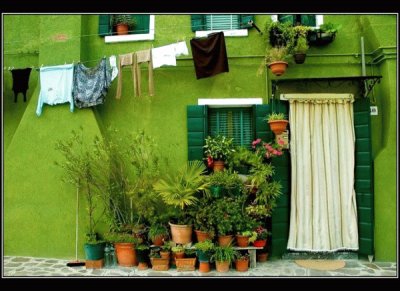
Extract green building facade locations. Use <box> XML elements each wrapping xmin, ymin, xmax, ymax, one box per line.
<box><xmin>3</xmin><ymin>14</ymin><xmax>397</xmax><ymax>261</ymax></box>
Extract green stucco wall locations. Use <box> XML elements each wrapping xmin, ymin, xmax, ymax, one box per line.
<box><xmin>3</xmin><ymin>14</ymin><xmax>397</xmax><ymax>261</ymax></box>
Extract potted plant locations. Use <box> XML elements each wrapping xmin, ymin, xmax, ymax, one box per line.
<box><xmin>264</xmin><ymin>46</ymin><xmax>290</xmax><ymax>76</ymax></box>
<box><xmin>265</xmin><ymin>112</ymin><xmax>289</xmax><ymax>135</ymax></box>
<box><xmin>308</xmin><ymin>22</ymin><xmax>341</xmax><ymax>46</ymax></box>
<box><xmin>135</xmin><ymin>244</ymin><xmax>150</xmax><ymax>270</ymax></box>
<box><xmin>112</xmin><ymin>14</ymin><xmax>136</xmax><ymax>35</ymax></box>
<box><xmin>251</xmin><ymin>138</ymin><xmax>284</xmax><ymax>161</ymax></box>
<box><xmin>147</xmin><ymin>222</ymin><xmax>169</xmax><ymax>246</ymax></box>
<box><xmin>153</xmin><ymin>160</ymin><xmax>210</xmax><ymax>244</ymax></box>
<box><xmin>253</xmin><ymin>226</ymin><xmax>270</xmax><ymax>248</ymax></box>
<box><xmin>236</xmin><ymin>230</ymin><xmax>257</xmax><ymax>248</ymax></box>
<box><xmin>204</xmin><ymin>135</ymin><xmax>235</xmax><ymax>171</ymax></box>
<box><xmin>159</xmin><ymin>240</ymin><xmax>172</xmax><ymax>260</ymax></box>
<box><xmin>267</xmin><ymin>21</ymin><xmax>294</xmax><ymax>48</ymax></box>
<box><xmin>193</xmin><ymin>199</ymin><xmax>216</xmax><ymax>242</ymax></box>
<box><xmin>195</xmin><ymin>239</ymin><xmax>215</xmax><ymax>273</ymax></box>
<box><xmin>194</xmin><ymin>239</ymin><xmax>215</xmax><ymax>262</ymax></box>
<box><xmin>235</xmin><ymin>252</ymin><xmax>250</xmax><ymax>272</ymax></box>
<box><xmin>211</xmin><ymin>197</ymin><xmax>243</xmax><ymax>246</ymax></box>
<box><xmin>55</xmin><ymin>129</ymin><xmax>105</xmax><ymax>263</ymax></box>
<box><xmin>149</xmin><ymin>249</ymin><xmax>170</xmax><ymax>271</ymax></box>
<box><xmin>210</xmin><ymin>245</ymin><xmax>238</xmax><ymax>273</ymax></box>
<box><xmin>228</xmin><ymin>146</ymin><xmax>260</xmax><ymax>175</ymax></box>
<box><xmin>107</xmin><ymin>232</ymin><xmax>139</xmax><ymax>267</ymax></box>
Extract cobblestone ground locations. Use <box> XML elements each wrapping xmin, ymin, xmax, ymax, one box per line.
<box><xmin>2</xmin><ymin>256</ymin><xmax>397</xmax><ymax>277</ymax></box>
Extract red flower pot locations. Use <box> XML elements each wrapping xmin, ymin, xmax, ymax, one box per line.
<box><xmin>253</xmin><ymin>240</ymin><xmax>267</xmax><ymax>248</ymax></box>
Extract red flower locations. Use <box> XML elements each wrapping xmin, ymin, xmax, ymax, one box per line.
<box><xmin>207</xmin><ymin>156</ymin><xmax>214</xmax><ymax>168</ymax></box>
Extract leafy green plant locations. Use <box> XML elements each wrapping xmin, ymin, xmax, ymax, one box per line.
<box><xmin>194</xmin><ymin>239</ymin><xmax>215</xmax><ymax>252</ymax></box>
<box><xmin>204</xmin><ymin>135</ymin><xmax>235</xmax><ymax>161</ymax></box>
<box><xmin>112</xmin><ymin>15</ymin><xmax>136</xmax><ymax>28</ymax></box>
<box><xmin>55</xmin><ymin>127</ymin><xmax>104</xmax><ymax>244</ymax></box>
<box><xmin>160</xmin><ymin>240</ymin><xmax>172</xmax><ymax>252</ymax></box>
<box><xmin>105</xmin><ymin>232</ymin><xmax>139</xmax><ymax>244</ymax></box>
<box><xmin>171</xmin><ymin>245</ymin><xmax>185</xmax><ymax>253</ymax></box>
<box><xmin>147</xmin><ymin>223</ymin><xmax>169</xmax><ymax>242</ymax></box>
<box><xmin>264</xmin><ymin>46</ymin><xmax>289</xmax><ymax>64</ymax></box>
<box><xmin>319</xmin><ymin>22</ymin><xmax>341</xmax><ymax>34</ymax></box>
<box><xmin>265</xmin><ymin>112</ymin><xmax>287</xmax><ymax>122</ymax></box>
<box><xmin>211</xmin><ymin>246</ymin><xmax>238</xmax><ymax>263</ymax></box>
<box><xmin>293</xmin><ymin>35</ymin><xmax>309</xmax><ymax>54</ymax></box>
<box><xmin>193</xmin><ymin>199</ymin><xmax>216</xmax><ymax>235</ymax></box>
<box><xmin>240</xmin><ymin>231</ymin><xmax>258</xmax><ymax>243</ymax></box>
<box><xmin>136</xmin><ymin>244</ymin><xmax>150</xmax><ymax>251</ymax></box>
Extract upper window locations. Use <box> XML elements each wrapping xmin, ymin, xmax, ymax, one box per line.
<box><xmin>191</xmin><ymin>14</ymin><xmax>254</xmax><ymax>37</ymax></box>
<box><xmin>98</xmin><ymin>14</ymin><xmax>155</xmax><ymax>43</ymax></box>
<box><xmin>271</xmin><ymin>14</ymin><xmax>323</xmax><ymax>28</ymax></box>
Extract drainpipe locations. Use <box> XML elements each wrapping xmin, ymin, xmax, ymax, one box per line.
<box><xmin>360</xmin><ymin>37</ymin><xmax>368</xmax><ymax>97</ymax></box>
<box><xmin>361</xmin><ymin>37</ymin><xmax>366</xmax><ymax>76</ymax></box>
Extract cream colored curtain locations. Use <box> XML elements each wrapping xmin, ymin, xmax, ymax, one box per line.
<box><xmin>282</xmin><ymin>93</ymin><xmax>359</xmax><ymax>251</ymax></box>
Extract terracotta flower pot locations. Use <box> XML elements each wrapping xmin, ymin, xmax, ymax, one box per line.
<box><xmin>236</xmin><ymin>235</ymin><xmax>250</xmax><ymax>247</ymax></box>
<box><xmin>195</xmin><ymin>230</ymin><xmax>211</xmax><ymax>242</ymax></box>
<box><xmin>114</xmin><ymin>243</ymin><xmax>137</xmax><ymax>267</ymax></box>
<box><xmin>268</xmin><ymin>120</ymin><xmax>289</xmax><ymax>135</ymax></box>
<box><xmin>215</xmin><ymin>260</ymin><xmax>230</xmax><ymax>273</ymax></box>
<box><xmin>268</xmin><ymin>61</ymin><xmax>288</xmax><ymax>76</ymax></box>
<box><xmin>199</xmin><ymin>261</ymin><xmax>211</xmax><ymax>273</ymax></box>
<box><xmin>235</xmin><ymin>258</ymin><xmax>249</xmax><ymax>272</ymax></box>
<box><xmin>115</xmin><ymin>24</ymin><xmax>129</xmax><ymax>35</ymax></box>
<box><xmin>257</xmin><ymin>252</ymin><xmax>268</xmax><ymax>262</ymax></box>
<box><xmin>218</xmin><ymin>235</ymin><xmax>234</xmax><ymax>247</ymax></box>
<box><xmin>213</xmin><ymin>160</ymin><xmax>225</xmax><ymax>172</ymax></box>
<box><xmin>169</xmin><ymin>222</ymin><xmax>192</xmax><ymax>244</ymax></box>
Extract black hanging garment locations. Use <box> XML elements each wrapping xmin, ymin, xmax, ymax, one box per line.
<box><xmin>190</xmin><ymin>32</ymin><xmax>229</xmax><ymax>79</ymax></box>
<box><xmin>72</xmin><ymin>58</ymin><xmax>112</xmax><ymax>108</ymax></box>
<box><xmin>11</xmin><ymin>68</ymin><xmax>32</xmax><ymax>102</ymax></box>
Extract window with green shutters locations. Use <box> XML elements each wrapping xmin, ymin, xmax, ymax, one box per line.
<box><xmin>277</xmin><ymin>14</ymin><xmax>317</xmax><ymax>27</ymax></box>
<box><xmin>191</xmin><ymin>14</ymin><xmax>254</xmax><ymax>32</ymax></box>
<box><xmin>208</xmin><ymin>107</ymin><xmax>254</xmax><ymax>149</ymax></box>
<box><xmin>98</xmin><ymin>14</ymin><xmax>150</xmax><ymax>36</ymax></box>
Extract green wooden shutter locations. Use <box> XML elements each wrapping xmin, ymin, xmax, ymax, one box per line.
<box><xmin>191</xmin><ymin>15</ymin><xmax>206</xmax><ymax>32</ymax></box>
<box><xmin>239</xmin><ymin>15</ymin><xmax>254</xmax><ymax>28</ymax></box>
<box><xmin>300</xmin><ymin>15</ymin><xmax>316</xmax><ymax>27</ymax></box>
<box><xmin>278</xmin><ymin>14</ymin><xmax>295</xmax><ymax>25</ymax></box>
<box><xmin>131</xmin><ymin>14</ymin><xmax>150</xmax><ymax>34</ymax></box>
<box><xmin>353</xmin><ymin>98</ymin><xmax>374</xmax><ymax>257</ymax></box>
<box><xmin>209</xmin><ymin>108</ymin><xmax>253</xmax><ymax>149</ymax></box>
<box><xmin>187</xmin><ymin>105</ymin><xmax>208</xmax><ymax>161</ymax></box>
<box><xmin>98</xmin><ymin>15</ymin><xmax>112</xmax><ymax>37</ymax></box>
<box><xmin>269</xmin><ymin>101</ymin><xmax>291</xmax><ymax>258</ymax></box>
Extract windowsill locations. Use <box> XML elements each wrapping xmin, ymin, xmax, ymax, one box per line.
<box><xmin>105</xmin><ymin>33</ymin><xmax>154</xmax><ymax>43</ymax></box>
<box><xmin>198</xmin><ymin>98</ymin><xmax>263</xmax><ymax>108</ymax></box>
<box><xmin>195</xmin><ymin>29</ymin><xmax>248</xmax><ymax>38</ymax></box>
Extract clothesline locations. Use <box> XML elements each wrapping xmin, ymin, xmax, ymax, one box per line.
<box><xmin>3</xmin><ymin>22</ymin><xmax>255</xmax><ymax>45</ymax></box>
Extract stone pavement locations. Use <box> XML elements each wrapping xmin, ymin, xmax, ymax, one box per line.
<box><xmin>3</xmin><ymin>256</ymin><xmax>397</xmax><ymax>277</ymax></box>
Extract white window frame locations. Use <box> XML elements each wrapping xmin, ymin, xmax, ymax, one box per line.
<box><xmin>195</xmin><ymin>15</ymin><xmax>249</xmax><ymax>38</ymax></box>
<box><xmin>271</xmin><ymin>14</ymin><xmax>323</xmax><ymax>29</ymax></box>
<box><xmin>105</xmin><ymin>15</ymin><xmax>155</xmax><ymax>43</ymax></box>
<box><xmin>198</xmin><ymin>98</ymin><xmax>263</xmax><ymax>108</ymax></box>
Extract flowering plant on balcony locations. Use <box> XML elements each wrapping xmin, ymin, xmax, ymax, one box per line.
<box><xmin>251</xmin><ymin>138</ymin><xmax>284</xmax><ymax>159</ymax></box>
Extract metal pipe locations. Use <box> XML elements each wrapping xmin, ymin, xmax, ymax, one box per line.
<box><xmin>361</xmin><ymin>37</ymin><xmax>366</xmax><ymax>76</ymax></box>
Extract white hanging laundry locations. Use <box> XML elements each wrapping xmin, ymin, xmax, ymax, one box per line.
<box><xmin>36</xmin><ymin>64</ymin><xmax>74</xmax><ymax>116</ymax></box>
<box><xmin>109</xmin><ymin>55</ymin><xmax>118</xmax><ymax>81</ymax></box>
<box><xmin>174</xmin><ymin>41</ymin><xmax>189</xmax><ymax>57</ymax></box>
<box><xmin>152</xmin><ymin>44</ymin><xmax>177</xmax><ymax>69</ymax></box>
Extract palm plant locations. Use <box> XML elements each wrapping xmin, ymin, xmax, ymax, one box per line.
<box><xmin>153</xmin><ymin>160</ymin><xmax>210</xmax><ymax>224</ymax></box>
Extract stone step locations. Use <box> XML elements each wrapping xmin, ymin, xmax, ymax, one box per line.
<box><xmin>282</xmin><ymin>251</ymin><xmax>358</xmax><ymax>260</ymax></box>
